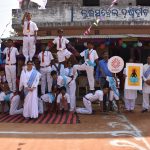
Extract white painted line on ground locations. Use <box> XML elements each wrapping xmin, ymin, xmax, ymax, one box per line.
<box><xmin>120</xmin><ymin>115</ymin><xmax>150</xmax><ymax>150</ymax></box>
<box><xmin>0</xmin><ymin>130</ymin><xmax>141</xmax><ymax>135</ymax></box>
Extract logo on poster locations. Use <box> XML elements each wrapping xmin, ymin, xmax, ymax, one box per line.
<box><xmin>108</xmin><ymin>56</ymin><xmax>124</xmax><ymax>73</ymax></box>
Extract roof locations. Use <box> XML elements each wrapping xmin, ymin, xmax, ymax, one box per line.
<box><xmin>2</xmin><ymin>34</ymin><xmax>150</xmax><ymax>40</ymax></box>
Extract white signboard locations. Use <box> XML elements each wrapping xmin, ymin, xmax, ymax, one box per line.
<box><xmin>75</xmin><ymin>6</ymin><xmax>150</xmax><ymax>22</ymax></box>
<box><xmin>108</xmin><ymin>56</ymin><xmax>124</xmax><ymax>73</ymax></box>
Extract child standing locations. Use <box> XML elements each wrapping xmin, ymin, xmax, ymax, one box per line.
<box><xmin>123</xmin><ymin>67</ymin><xmax>137</xmax><ymax>112</ymax></box>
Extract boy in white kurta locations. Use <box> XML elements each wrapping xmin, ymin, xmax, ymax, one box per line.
<box><xmin>41</xmin><ymin>85</ymin><xmax>57</xmax><ymax>113</ymax></box>
<box><xmin>21</xmin><ymin>61</ymin><xmax>41</xmax><ymax>119</ymax></box>
<box><xmin>3</xmin><ymin>39</ymin><xmax>19</xmax><ymax>92</ymax></box>
<box><xmin>73</xmin><ymin>42</ymin><xmax>98</xmax><ymax>91</ymax></box>
<box><xmin>57</xmin><ymin>86</ymin><xmax>70</xmax><ymax>112</ymax></box>
<box><xmin>123</xmin><ymin>68</ymin><xmax>137</xmax><ymax>112</ymax></box>
<box><xmin>76</xmin><ymin>87</ymin><xmax>109</xmax><ymax>114</ymax></box>
<box><xmin>51</xmin><ymin>70</ymin><xmax>76</xmax><ymax>111</ymax></box>
<box><xmin>142</xmin><ymin>56</ymin><xmax>150</xmax><ymax>112</ymax></box>
<box><xmin>9</xmin><ymin>92</ymin><xmax>23</xmax><ymax>115</ymax></box>
<box><xmin>22</xmin><ymin>12</ymin><xmax>38</xmax><ymax>63</ymax></box>
<box><xmin>38</xmin><ymin>44</ymin><xmax>54</xmax><ymax>94</ymax></box>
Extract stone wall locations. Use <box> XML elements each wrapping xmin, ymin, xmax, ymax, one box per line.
<box><xmin>12</xmin><ymin>5</ymin><xmax>150</xmax><ymax>30</ymax></box>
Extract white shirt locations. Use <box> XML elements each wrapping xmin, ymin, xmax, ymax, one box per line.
<box><xmin>64</xmin><ymin>67</ymin><xmax>73</xmax><ymax>76</ymax></box>
<box><xmin>57</xmin><ymin>93</ymin><xmax>70</xmax><ymax>103</ymax></box>
<box><xmin>38</xmin><ymin>51</ymin><xmax>54</xmax><ymax>66</ymax></box>
<box><xmin>53</xmin><ymin>36</ymin><xmax>69</xmax><ymax>51</ymax></box>
<box><xmin>64</xmin><ymin>67</ymin><xmax>78</xmax><ymax>79</ymax></box>
<box><xmin>52</xmin><ymin>63</ymin><xmax>59</xmax><ymax>71</ymax></box>
<box><xmin>3</xmin><ymin>47</ymin><xmax>19</xmax><ymax>64</ymax></box>
<box><xmin>143</xmin><ymin>64</ymin><xmax>150</xmax><ymax>93</ymax></box>
<box><xmin>23</xmin><ymin>20</ymin><xmax>38</xmax><ymax>35</ymax></box>
<box><xmin>57</xmin><ymin>75</ymin><xmax>72</xmax><ymax>87</ymax></box>
<box><xmin>80</xmin><ymin>49</ymin><xmax>98</xmax><ymax>64</ymax></box>
<box><xmin>84</xmin><ymin>90</ymin><xmax>103</xmax><ymax>102</ymax></box>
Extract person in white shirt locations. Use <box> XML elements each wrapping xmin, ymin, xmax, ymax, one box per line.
<box><xmin>73</xmin><ymin>42</ymin><xmax>99</xmax><ymax>91</ymax></box>
<box><xmin>51</xmin><ymin>70</ymin><xmax>76</xmax><ymax>111</ymax></box>
<box><xmin>3</xmin><ymin>39</ymin><xmax>19</xmax><ymax>92</ymax></box>
<box><xmin>9</xmin><ymin>92</ymin><xmax>23</xmax><ymax>115</ymax></box>
<box><xmin>57</xmin><ymin>86</ymin><xmax>70</xmax><ymax>112</ymax></box>
<box><xmin>20</xmin><ymin>61</ymin><xmax>41</xmax><ymax>119</ymax></box>
<box><xmin>38</xmin><ymin>44</ymin><xmax>54</xmax><ymax>94</ymax></box>
<box><xmin>0</xmin><ymin>68</ymin><xmax>6</xmax><ymax>84</ymax></box>
<box><xmin>64</xmin><ymin>61</ymin><xmax>78</xmax><ymax>79</ymax></box>
<box><xmin>123</xmin><ymin>59</ymin><xmax>137</xmax><ymax>112</ymax></box>
<box><xmin>22</xmin><ymin>12</ymin><xmax>38</xmax><ymax>63</ymax></box>
<box><xmin>0</xmin><ymin>82</ymin><xmax>12</xmax><ymax>113</ymax></box>
<box><xmin>52</xmin><ymin>28</ymin><xmax>79</xmax><ymax>64</ymax></box>
<box><xmin>106</xmin><ymin>75</ymin><xmax>120</xmax><ymax>112</ymax></box>
<box><xmin>41</xmin><ymin>85</ymin><xmax>57</xmax><ymax>113</ymax></box>
<box><xmin>76</xmin><ymin>86</ymin><xmax>109</xmax><ymax>115</ymax></box>
<box><xmin>142</xmin><ymin>56</ymin><xmax>150</xmax><ymax>113</ymax></box>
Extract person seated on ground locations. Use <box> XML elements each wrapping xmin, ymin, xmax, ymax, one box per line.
<box><xmin>76</xmin><ymin>84</ymin><xmax>109</xmax><ymax>115</ymax></box>
<box><xmin>51</xmin><ymin>70</ymin><xmax>76</xmax><ymax>112</ymax></box>
<box><xmin>106</xmin><ymin>75</ymin><xmax>120</xmax><ymax>113</ymax></box>
<box><xmin>40</xmin><ymin>85</ymin><xmax>58</xmax><ymax>113</ymax></box>
<box><xmin>9</xmin><ymin>91</ymin><xmax>23</xmax><ymax>115</ymax></box>
<box><xmin>0</xmin><ymin>68</ymin><xmax>6</xmax><ymax>84</ymax></box>
<box><xmin>0</xmin><ymin>82</ymin><xmax>13</xmax><ymax>113</ymax></box>
<box><xmin>56</xmin><ymin>86</ymin><xmax>70</xmax><ymax>113</ymax></box>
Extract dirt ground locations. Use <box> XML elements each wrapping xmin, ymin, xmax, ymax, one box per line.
<box><xmin>0</xmin><ymin>104</ymin><xmax>150</xmax><ymax>150</ymax></box>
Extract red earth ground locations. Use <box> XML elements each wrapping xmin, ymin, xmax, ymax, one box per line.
<box><xmin>0</xmin><ymin>105</ymin><xmax>150</xmax><ymax>150</ymax></box>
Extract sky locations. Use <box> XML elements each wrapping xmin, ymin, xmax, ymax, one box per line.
<box><xmin>0</xmin><ymin>0</ymin><xmax>19</xmax><ymax>39</ymax></box>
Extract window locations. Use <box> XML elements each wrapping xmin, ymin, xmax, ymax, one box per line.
<box><xmin>83</xmin><ymin>0</ymin><xmax>99</xmax><ymax>6</ymax></box>
<box><xmin>136</xmin><ymin>0</ymin><xmax>150</xmax><ymax>6</ymax></box>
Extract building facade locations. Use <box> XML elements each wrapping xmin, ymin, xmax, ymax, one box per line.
<box><xmin>11</xmin><ymin>0</ymin><xmax>150</xmax><ymax>64</ymax></box>
<box><xmin>12</xmin><ymin>0</ymin><xmax>150</xmax><ymax>37</ymax></box>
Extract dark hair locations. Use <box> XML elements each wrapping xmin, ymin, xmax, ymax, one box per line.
<box><xmin>27</xmin><ymin>60</ymin><xmax>33</xmax><ymax>65</ymax></box>
<box><xmin>51</xmin><ymin>70</ymin><xmax>57</xmax><ymax>76</ymax></box>
<box><xmin>57</xmin><ymin>28</ymin><xmax>63</xmax><ymax>33</ymax></box>
<box><xmin>87</xmin><ymin>41</ymin><xmax>94</xmax><ymax>45</ymax></box>
<box><xmin>102</xmin><ymin>51</ymin><xmax>108</xmax><ymax>55</ymax></box>
<box><xmin>51</xmin><ymin>85</ymin><xmax>57</xmax><ymax>91</ymax></box>
<box><xmin>0</xmin><ymin>67</ymin><xmax>4</xmax><ymax>72</ymax></box>
<box><xmin>7</xmin><ymin>39</ymin><xmax>13</xmax><ymax>43</ymax></box>
<box><xmin>103</xmin><ymin>81</ymin><xmax>109</xmax><ymax>89</ymax></box>
<box><xmin>60</xmin><ymin>86</ymin><xmax>66</xmax><ymax>92</ymax></box>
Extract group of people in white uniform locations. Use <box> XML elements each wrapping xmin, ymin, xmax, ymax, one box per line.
<box><xmin>0</xmin><ymin>12</ymin><xmax>150</xmax><ymax>120</ymax></box>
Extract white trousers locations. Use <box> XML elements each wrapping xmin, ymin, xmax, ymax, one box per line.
<box><xmin>57</xmin><ymin>49</ymin><xmax>72</xmax><ymax>63</ymax></box>
<box><xmin>23</xmin><ymin>36</ymin><xmax>35</xmax><ymax>63</ymax></box>
<box><xmin>40</xmin><ymin>67</ymin><xmax>52</xmax><ymax>94</ymax></box>
<box><xmin>5</xmin><ymin>65</ymin><xmax>16</xmax><ymax>92</ymax></box>
<box><xmin>76</xmin><ymin>98</ymin><xmax>92</xmax><ymax>114</ymax></box>
<box><xmin>109</xmin><ymin>90</ymin><xmax>119</xmax><ymax>101</ymax></box>
<box><xmin>9</xmin><ymin>95</ymin><xmax>23</xmax><ymax>115</ymax></box>
<box><xmin>38</xmin><ymin>98</ymin><xmax>44</xmax><ymax>114</ymax></box>
<box><xmin>73</xmin><ymin>64</ymin><xmax>94</xmax><ymax>90</ymax></box>
<box><xmin>142</xmin><ymin>93</ymin><xmax>150</xmax><ymax>110</ymax></box>
<box><xmin>67</xmin><ymin>80</ymin><xmax>76</xmax><ymax>111</ymax></box>
<box><xmin>125</xmin><ymin>99</ymin><xmax>135</xmax><ymax>111</ymax></box>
